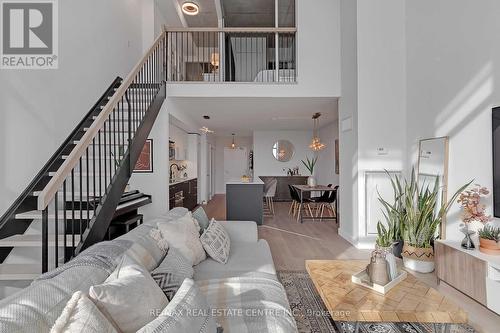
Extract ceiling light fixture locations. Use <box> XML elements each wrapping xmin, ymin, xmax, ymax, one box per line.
<box><xmin>230</xmin><ymin>134</ymin><xmax>236</xmax><ymax>149</ymax></box>
<box><xmin>182</xmin><ymin>2</ymin><xmax>199</xmax><ymax>16</ymax></box>
<box><xmin>309</xmin><ymin>112</ymin><xmax>326</xmax><ymax>151</ymax></box>
<box><xmin>200</xmin><ymin>126</ymin><xmax>214</xmax><ymax>134</ymax></box>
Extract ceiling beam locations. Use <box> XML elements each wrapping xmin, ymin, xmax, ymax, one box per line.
<box><xmin>214</xmin><ymin>0</ymin><xmax>223</xmax><ymax>28</ymax></box>
<box><xmin>172</xmin><ymin>0</ymin><xmax>188</xmax><ymax>28</ymax></box>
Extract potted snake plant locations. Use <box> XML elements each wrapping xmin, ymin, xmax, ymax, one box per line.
<box><xmin>400</xmin><ymin>171</ymin><xmax>470</xmax><ymax>273</ymax></box>
<box><xmin>376</xmin><ymin>172</ymin><xmax>405</xmax><ymax>258</ymax></box>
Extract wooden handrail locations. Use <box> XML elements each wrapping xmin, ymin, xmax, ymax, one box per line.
<box><xmin>164</xmin><ymin>27</ymin><xmax>297</xmax><ymax>33</ymax></box>
<box><xmin>37</xmin><ymin>32</ymin><xmax>166</xmax><ymax>210</ymax></box>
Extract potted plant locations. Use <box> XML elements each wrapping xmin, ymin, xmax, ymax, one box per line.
<box><xmin>457</xmin><ymin>185</ymin><xmax>492</xmax><ymax>249</ymax></box>
<box><xmin>399</xmin><ymin>171</ymin><xmax>470</xmax><ymax>273</ymax></box>
<box><xmin>301</xmin><ymin>156</ymin><xmax>318</xmax><ymax>186</ymax></box>
<box><xmin>377</xmin><ymin>172</ymin><xmax>405</xmax><ymax>257</ymax></box>
<box><xmin>478</xmin><ymin>225</ymin><xmax>500</xmax><ymax>255</ymax></box>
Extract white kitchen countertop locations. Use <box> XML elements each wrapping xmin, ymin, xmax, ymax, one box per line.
<box><xmin>169</xmin><ymin>177</ymin><xmax>197</xmax><ymax>186</ymax></box>
<box><xmin>225</xmin><ymin>178</ymin><xmax>265</xmax><ymax>185</ymax></box>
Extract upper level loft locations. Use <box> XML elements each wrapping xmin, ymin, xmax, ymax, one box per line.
<box><xmin>166</xmin><ymin>27</ymin><xmax>296</xmax><ymax>83</ymax></box>
<box><xmin>161</xmin><ymin>0</ymin><xmax>340</xmax><ymax>97</ymax></box>
<box><xmin>165</xmin><ymin>0</ymin><xmax>296</xmax><ymax>83</ymax></box>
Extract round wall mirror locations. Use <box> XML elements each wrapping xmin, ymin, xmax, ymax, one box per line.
<box><xmin>272</xmin><ymin>140</ymin><xmax>295</xmax><ymax>162</ymax></box>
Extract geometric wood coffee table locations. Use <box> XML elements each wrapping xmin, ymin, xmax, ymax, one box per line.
<box><xmin>306</xmin><ymin>260</ymin><xmax>468</xmax><ymax>331</ymax></box>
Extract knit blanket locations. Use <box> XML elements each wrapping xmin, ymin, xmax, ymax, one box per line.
<box><xmin>196</xmin><ymin>276</ymin><xmax>298</xmax><ymax>333</ymax></box>
<box><xmin>33</xmin><ymin>239</ymin><xmax>133</xmax><ymax>282</ymax></box>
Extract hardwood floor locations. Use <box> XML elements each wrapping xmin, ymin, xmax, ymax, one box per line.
<box><xmin>203</xmin><ymin>194</ymin><xmax>500</xmax><ymax>333</ymax></box>
<box><xmin>204</xmin><ymin>195</ymin><xmax>370</xmax><ymax>270</ymax></box>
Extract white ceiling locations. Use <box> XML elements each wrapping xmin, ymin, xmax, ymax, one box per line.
<box><xmin>169</xmin><ymin>97</ymin><xmax>339</xmax><ymax>136</ymax></box>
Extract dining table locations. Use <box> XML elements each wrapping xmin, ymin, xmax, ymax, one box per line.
<box><xmin>292</xmin><ymin>184</ymin><xmax>337</xmax><ymax>223</ymax></box>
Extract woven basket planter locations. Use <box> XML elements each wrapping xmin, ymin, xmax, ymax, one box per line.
<box><xmin>401</xmin><ymin>244</ymin><xmax>435</xmax><ymax>273</ymax></box>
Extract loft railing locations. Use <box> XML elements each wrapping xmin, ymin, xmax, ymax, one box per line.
<box><xmin>36</xmin><ymin>32</ymin><xmax>167</xmax><ymax>272</ymax></box>
<box><xmin>165</xmin><ymin>27</ymin><xmax>297</xmax><ymax>83</ymax></box>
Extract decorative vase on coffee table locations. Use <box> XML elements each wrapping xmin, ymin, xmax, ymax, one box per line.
<box><xmin>307</xmin><ymin>176</ymin><xmax>316</xmax><ymax>187</ymax></box>
<box><xmin>460</xmin><ymin>224</ymin><xmax>475</xmax><ymax>250</ymax></box>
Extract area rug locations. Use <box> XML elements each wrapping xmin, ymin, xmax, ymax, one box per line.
<box><xmin>277</xmin><ymin>270</ymin><xmax>477</xmax><ymax>333</ymax></box>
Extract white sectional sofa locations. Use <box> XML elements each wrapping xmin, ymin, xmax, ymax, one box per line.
<box><xmin>0</xmin><ymin>208</ymin><xmax>297</xmax><ymax>333</ymax></box>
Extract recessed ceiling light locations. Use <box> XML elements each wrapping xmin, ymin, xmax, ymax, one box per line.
<box><xmin>182</xmin><ymin>2</ymin><xmax>199</xmax><ymax>16</ymax></box>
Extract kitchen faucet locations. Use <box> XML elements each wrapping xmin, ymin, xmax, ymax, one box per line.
<box><xmin>170</xmin><ymin>163</ymin><xmax>180</xmax><ymax>181</ymax></box>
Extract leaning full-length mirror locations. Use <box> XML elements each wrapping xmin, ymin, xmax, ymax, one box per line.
<box><xmin>417</xmin><ymin>136</ymin><xmax>449</xmax><ymax>238</ymax></box>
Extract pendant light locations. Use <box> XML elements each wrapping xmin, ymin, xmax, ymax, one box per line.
<box><xmin>309</xmin><ymin>112</ymin><xmax>326</xmax><ymax>151</ymax></box>
<box><xmin>230</xmin><ymin>134</ymin><xmax>236</xmax><ymax>149</ymax></box>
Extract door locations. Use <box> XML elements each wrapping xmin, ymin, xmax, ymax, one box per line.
<box><xmin>207</xmin><ymin>143</ymin><xmax>213</xmax><ymax>200</ymax></box>
<box><xmin>211</xmin><ymin>147</ymin><xmax>216</xmax><ymax>198</ymax></box>
<box><xmin>224</xmin><ymin>147</ymin><xmax>248</xmax><ymax>184</ymax></box>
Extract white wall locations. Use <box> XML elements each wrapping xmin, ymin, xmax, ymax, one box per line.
<box><xmin>338</xmin><ymin>0</ymin><xmax>406</xmax><ymax>248</ymax></box>
<box><xmin>165</xmin><ymin>0</ymin><xmax>341</xmax><ymax>98</ymax></box>
<box><xmin>338</xmin><ymin>0</ymin><xmax>359</xmax><ymax>246</ymax></box>
<box><xmin>214</xmin><ymin>136</ymin><xmax>253</xmax><ymax>194</ymax></box>
<box><xmin>128</xmin><ymin>101</ymin><xmax>170</xmax><ymax>221</ymax></box>
<box><xmin>315</xmin><ymin>121</ymin><xmax>340</xmax><ymax>187</ymax></box>
<box><xmin>0</xmin><ymin>0</ymin><xmax>145</xmax><ymax>217</ymax></box>
<box><xmin>253</xmin><ymin>130</ymin><xmax>313</xmax><ymax>177</ymax></box>
<box><xmin>406</xmin><ymin>0</ymin><xmax>500</xmax><ymax>240</ymax></box>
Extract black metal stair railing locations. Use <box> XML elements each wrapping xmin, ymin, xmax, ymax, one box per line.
<box><xmin>0</xmin><ymin>77</ymin><xmax>123</xmax><ymax>263</ymax></box>
<box><xmin>36</xmin><ymin>32</ymin><xmax>167</xmax><ymax>272</ymax></box>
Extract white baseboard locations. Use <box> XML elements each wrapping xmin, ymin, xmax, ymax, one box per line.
<box><xmin>338</xmin><ymin>228</ymin><xmax>376</xmax><ymax>250</ymax></box>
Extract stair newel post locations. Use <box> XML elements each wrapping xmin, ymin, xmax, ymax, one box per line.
<box><xmin>125</xmin><ymin>90</ymin><xmax>132</xmax><ymax>176</ymax></box>
<box><xmin>54</xmin><ymin>192</ymin><xmax>58</xmax><ymax>268</ymax></box>
<box><xmin>41</xmin><ymin>207</ymin><xmax>48</xmax><ymax>273</ymax></box>
<box><xmin>63</xmin><ymin>180</ymin><xmax>68</xmax><ymax>263</ymax></box>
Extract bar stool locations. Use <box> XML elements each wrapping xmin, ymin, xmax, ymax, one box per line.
<box><xmin>264</xmin><ymin>178</ymin><xmax>278</xmax><ymax>215</ymax></box>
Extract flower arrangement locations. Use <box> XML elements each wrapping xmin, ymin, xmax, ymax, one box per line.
<box><xmin>457</xmin><ymin>185</ymin><xmax>492</xmax><ymax>224</ymax></box>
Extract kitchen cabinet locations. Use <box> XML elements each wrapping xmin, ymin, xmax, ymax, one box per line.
<box><xmin>169</xmin><ymin>178</ymin><xmax>198</xmax><ymax>211</ymax></box>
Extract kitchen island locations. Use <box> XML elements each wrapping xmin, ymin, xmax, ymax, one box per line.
<box><xmin>226</xmin><ymin>179</ymin><xmax>264</xmax><ymax>225</ymax></box>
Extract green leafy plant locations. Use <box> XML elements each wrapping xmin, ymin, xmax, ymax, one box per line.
<box><xmin>379</xmin><ymin>170</ymin><xmax>471</xmax><ymax>249</ymax></box>
<box><xmin>478</xmin><ymin>225</ymin><xmax>500</xmax><ymax>243</ymax></box>
<box><xmin>401</xmin><ymin>170</ymin><xmax>471</xmax><ymax>248</ymax></box>
<box><xmin>301</xmin><ymin>156</ymin><xmax>318</xmax><ymax>175</ymax></box>
<box><xmin>376</xmin><ymin>172</ymin><xmax>405</xmax><ymax>247</ymax></box>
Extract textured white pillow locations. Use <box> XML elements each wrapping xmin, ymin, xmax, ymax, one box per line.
<box><xmin>89</xmin><ymin>257</ymin><xmax>169</xmax><ymax>333</ymax></box>
<box><xmin>137</xmin><ymin>279</ymin><xmax>217</xmax><ymax>333</ymax></box>
<box><xmin>200</xmin><ymin>219</ymin><xmax>231</xmax><ymax>264</ymax></box>
<box><xmin>157</xmin><ymin>213</ymin><xmax>206</xmax><ymax>266</ymax></box>
<box><xmin>50</xmin><ymin>291</ymin><xmax>117</xmax><ymax>333</ymax></box>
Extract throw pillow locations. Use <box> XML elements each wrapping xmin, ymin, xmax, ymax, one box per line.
<box><xmin>151</xmin><ymin>248</ymin><xmax>194</xmax><ymax>300</ymax></box>
<box><xmin>192</xmin><ymin>207</ymin><xmax>211</xmax><ymax>234</ymax></box>
<box><xmin>200</xmin><ymin>219</ymin><xmax>231</xmax><ymax>264</ymax></box>
<box><xmin>136</xmin><ymin>279</ymin><xmax>217</xmax><ymax>333</ymax></box>
<box><xmin>157</xmin><ymin>213</ymin><xmax>206</xmax><ymax>265</ymax></box>
<box><xmin>50</xmin><ymin>291</ymin><xmax>118</xmax><ymax>333</ymax></box>
<box><xmin>89</xmin><ymin>256</ymin><xmax>169</xmax><ymax>333</ymax></box>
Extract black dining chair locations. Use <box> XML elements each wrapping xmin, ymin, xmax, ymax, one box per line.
<box><xmin>316</xmin><ymin>185</ymin><xmax>338</xmax><ymax>220</ymax></box>
<box><xmin>289</xmin><ymin>185</ymin><xmax>314</xmax><ymax>222</ymax></box>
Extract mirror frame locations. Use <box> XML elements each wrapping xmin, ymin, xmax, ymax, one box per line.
<box><xmin>272</xmin><ymin>140</ymin><xmax>295</xmax><ymax>162</ymax></box>
<box><xmin>417</xmin><ymin>136</ymin><xmax>450</xmax><ymax>239</ymax></box>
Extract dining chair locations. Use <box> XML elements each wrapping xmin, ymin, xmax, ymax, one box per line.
<box><xmin>290</xmin><ymin>186</ymin><xmax>314</xmax><ymax>222</ymax></box>
<box><xmin>264</xmin><ymin>178</ymin><xmax>278</xmax><ymax>216</ymax></box>
<box><xmin>288</xmin><ymin>185</ymin><xmax>297</xmax><ymax>216</ymax></box>
<box><xmin>316</xmin><ymin>185</ymin><xmax>338</xmax><ymax>220</ymax></box>
<box><xmin>309</xmin><ymin>184</ymin><xmax>332</xmax><ymax>216</ymax></box>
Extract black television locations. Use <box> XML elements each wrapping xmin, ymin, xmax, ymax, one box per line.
<box><xmin>493</xmin><ymin>107</ymin><xmax>500</xmax><ymax>217</ymax></box>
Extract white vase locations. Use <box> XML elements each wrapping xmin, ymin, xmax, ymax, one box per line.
<box><xmin>307</xmin><ymin>176</ymin><xmax>316</xmax><ymax>186</ymax></box>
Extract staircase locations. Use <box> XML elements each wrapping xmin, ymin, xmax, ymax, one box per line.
<box><xmin>0</xmin><ymin>33</ymin><xmax>167</xmax><ymax>284</ymax></box>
